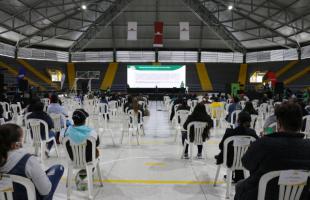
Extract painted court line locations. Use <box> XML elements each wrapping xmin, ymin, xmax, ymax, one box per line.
<box><xmin>62</xmin><ymin>177</ymin><xmax>225</xmax><ymax>185</ymax></box>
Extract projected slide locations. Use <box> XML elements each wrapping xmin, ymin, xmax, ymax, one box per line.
<box><xmin>127</xmin><ymin>65</ymin><xmax>186</xmax><ymax>88</ymax></box>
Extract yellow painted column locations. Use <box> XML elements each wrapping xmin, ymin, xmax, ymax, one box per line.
<box><xmin>18</xmin><ymin>59</ymin><xmax>59</xmax><ymax>90</ymax></box>
<box><xmin>100</xmin><ymin>62</ymin><xmax>119</xmax><ymax>90</ymax></box>
<box><xmin>284</xmin><ymin>66</ymin><xmax>310</xmax><ymax>85</ymax></box>
<box><xmin>0</xmin><ymin>61</ymin><xmax>46</xmax><ymax>90</ymax></box>
<box><xmin>67</xmin><ymin>62</ymin><xmax>75</xmax><ymax>90</ymax></box>
<box><xmin>196</xmin><ymin>63</ymin><xmax>213</xmax><ymax>91</ymax></box>
<box><xmin>275</xmin><ymin>60</ymin><xmax>298</xmax><ymax>78</ymax></box>
<box><xmin>238</xmin><ymin>63</ymin><xmax>248</xmax><ymax>88</ymax></box>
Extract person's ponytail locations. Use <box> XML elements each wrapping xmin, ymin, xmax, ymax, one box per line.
<box><xmin>0</xmin><ymin>124</ymin><xmax>22</xmax><ymax>167</ymax></box>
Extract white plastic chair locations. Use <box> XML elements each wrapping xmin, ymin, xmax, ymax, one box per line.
<box><xmin>41</xmin><ymin>98</ymin><xmax>50</xmax><ymax>112</ymax></box>
<box><xmin>211</xmin><ymin>106</ymin><xmax>226</xmax><ymax>128</ymax></box>
<box><xmin>63</xmin><ymin>137</ymin><xmax>103</xmax><ymax>200</ymax></box>
<box><xmin>257</xmin><ymin>170</ymin><xmax>310</xmax><ymax>200</ymax></box>
<box><xmin>108</xmin><ymin>100</ymin><xmax>118</xmax><ymax>117</ymax></box>
<box><xmin>214</xmin><ymin>135</ymin><xmax>257</xmax><ymax>199</ymax></box>
<box><xmin>181</xmin><ymin>121</ymin><xmax>207</xmax><ymax>160</ymax></box>
<box><xmin>0</xmin><ymin>174</ymin><xmax>36</xmax><ymax>200</ymax></box>
<box><xmin>50</xmin><ymin>113</ymin><xmax>65</xmax><ymax>133</ymax></box>
<box><xmin>27</xmin><ymin>119</ymin><xmax>59</xmax><ymax>161</ymax></box>
<box><xmin>0</xmin><ymin>118</ymin><xmax>5</xmax><ymax>125</ymax></box>
<box><xmin>229</xmin><ymin>110</ymin><xmax>241</xmax><ymax>129</ymax></box>
<box><xmin>302</xmin><ymin>115</ymin><xmax>310</xmax><ymax>138</ymax></box>
<box><xmin>120</xmin><ymin>110</ymin><xmax>142</xmax><ymax>145</ymax></box>
<box><xmin>174</xmin><ymin>110</ymin><xmax>190</xmax><ymax>142</ymax></box>
<box><xmin>97</xmin><ymin>103</ymin><xmax>115</xmax><ymax>146</ymax></box>
<box><xmin>0</xmin><ymin>102</ymin><xmax>10</xmax><ymax>119</ymax></box>
<box><xmin>250</xmin><ymin>114</ymin><xmax>258</xmax><ymax>129</ymax></box>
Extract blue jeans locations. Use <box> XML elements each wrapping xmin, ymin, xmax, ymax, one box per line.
<box><xmin>40</xmin><ymin>165</ymin><xmax>64</xmax><ymax>200</ymax></box>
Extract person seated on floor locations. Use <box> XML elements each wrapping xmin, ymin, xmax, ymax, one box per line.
<box><xmin>0</xmin><ymin>123</ymin><xmax>64</xmax><ymax>200</ymax></box>
<box><xmin>27</xmin><ymin>102</ymin><xmax>55</xmax><ymax>156</ymax></box>
<box><xmin>234</xmin><ymin>102</ymin><xmax>310</xmax><ymax>200</ymax></box>
<box><xmin>182</xmin><ymin>103</ymin><xmax>213</xmax><ymax>159</ymax></box>
<box><xmin>47</xmin><ymin>94</ymin><xmax>69</xmax><ymax>143</ymax></box>
<box><xmin>63</xmin><ymin>109</ymin><xmax>100</xmax><ymax>189</ymax></box>
<box><xmin>215</xmin><ymin>111</ymin><xmax>258</xmax><ymax>183</ymax></box>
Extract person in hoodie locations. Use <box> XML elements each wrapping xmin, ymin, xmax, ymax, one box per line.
<box><xmin>63</xmin><ymin>109</ymin><xmax>100</xmax><ymax>162</ymax></box>
<box><xmin>63</xmin><ymin>109</ymin><xmax>100</xmax><ymax>186</ymax></box>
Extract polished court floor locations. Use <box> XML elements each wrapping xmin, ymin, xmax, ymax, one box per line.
<box><xmin>26</xmin><ymin>101</ymin><xmax>234</xmax><ymax>200</ymax></box>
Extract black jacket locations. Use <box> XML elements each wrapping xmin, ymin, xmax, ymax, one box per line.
<box><xmin>235</xmin><ymin>132</ymin><xmax>310</xmax><ymax>200</ymax></box>
<box><xmin>216</xmin><ymin>126</ymin><xmax>258</xmax><ymax>166</ymax></box>
<box><xmin>183</xmin><ymin>113</ymin><xmax>213</xmax><ymax>142</ymax></box>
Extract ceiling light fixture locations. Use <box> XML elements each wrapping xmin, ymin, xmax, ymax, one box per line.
<box><xmin>81</xmin><ymin>4</ymin><xmax>87</xmax><ymax>10</ymax></box>
<box><xmin>228</xmin><ymin>5</ymin><xmax>233</xmax><ymax>10</ymax></box>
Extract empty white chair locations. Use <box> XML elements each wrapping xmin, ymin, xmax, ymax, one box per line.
<box><xmin>63</xmin><ymin>137</ymin><xmax>103</xmax><ymax>199</ymax></box>
<box><xmin>258</xmin><ymin>170</ymin><xmax>310</xmax><ymax>200</ymax></box>
<box><xmin>27</xmin><ymin>119</ymin><xmax>59</xmax><ymax>161</ymax></box>
<box><xmin>302</xmin><ymin>115</ymin><xmax>310</xmax><ymax>138</ymax></box>
<box><xmin>211</xmin><ymin>106</ymin><xmax>226</xmax><ymax>128</ymax></box>
<box><xmin>97</xmin><ymin>103</ymin><xmax>115</xmax><ymax>146</ymax></box>
<box><xmin>0</xmin><ymin>102</ymin><xmax>10</xmax><ymax>119</ymax></box>
<box><xmin>0</xmin><ymin>174</ymin><xmax>36</xmax><ymax>200</ymax></box>
<box><xmin>41</xmin><ymin>98</ymin><xmax>50</xmax><ymax>112</ymax></box>
<box><xmin>108</xmin><ymin>100</ymin><xmax>118</xmax><ymax>117</ymax></box>
<box><xmin>181</xmin><ymin>121</ymin><xmax>207</xmax><ymax>160</ymax></box>
<box><xmin>214</xmin><ymin>135</ymin><xmax>257</xmax><ymax>199</ymax></box>
<box><xmin>229</xmin><ymin>110</ymin><xmax>241</xmax><ymax>129</ymax></box>
<box><xmin>174</xmin><ymin>110</ymin><xmax>190</xmax><ymax>142</ymax></box>
<box><xmin>120</xmin><ymin>109</ymin><xmax>142</xmax><ymax>145</ymax></box>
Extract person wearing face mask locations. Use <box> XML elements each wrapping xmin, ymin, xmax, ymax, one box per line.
<box><xmin>0</xmin><ymin>124</ymin><xmax>64</xmax><ymax>200</ymax></box>
<box><xmin>234</xmin><ymin>102</ymin><xmax>310</xmax><ymax>200</ymax></box>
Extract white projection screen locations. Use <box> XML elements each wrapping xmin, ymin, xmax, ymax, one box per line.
<box><xmin>127</xmin><ymin>65</ymin><xmax>186</xmax><ymax>88</ymax></box>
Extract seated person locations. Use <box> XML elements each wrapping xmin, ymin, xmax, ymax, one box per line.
<box><xmin>27</xmin><ymin>102</ymin><xmax>55</xmax><ymax>154</ymax></box>
<box><xmin>63</xmin><ymin>109</ymin><xmax>100</xmax><ymax>162</ymax></box>
<box><xmin>0</xmin><ymin>123</ymin><xmax>64</xmax><ymax>200</ymax></box>
<box><xmin>234</xmin><ymin>102</ymin><xmax>310</xmax><ymax>200</ymax></box>
<box><xmin>182</xmin><ymin>103</ymin><xmax>213</xmax><ymax>159</ymax></box>
<box><xmin>226</xmin><ymin>97</ymin><xmax>242</xmax><ymax>123</ymax></box>
<box><xmin>215</xmin><ymin>111</ymin><xmax>258</xmax><ymax>182</ymax></box>
<box><xmin>261</xmin><ymin>104</ymin><xmax>281</xmax><ymax>136</ymax></box>
<box><xmin>47</xmin><ymin>94</ymin><xmax>69</xmax><ymax>143</ymax></box>
<box><xmin>176</xmin><ymin>99</ymin><xmax>190</xmax><ymax>112</ymax></box>
<box><xmin>242</xmin><ymin>102</ymin><xmax>258</xmax><ymax>115</ymax></box>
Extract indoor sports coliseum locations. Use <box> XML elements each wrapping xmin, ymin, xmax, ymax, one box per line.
<box><xmin>0</xmin><ymin>0</ymin><xmax>309</xmax><ymax>200</ymax></box>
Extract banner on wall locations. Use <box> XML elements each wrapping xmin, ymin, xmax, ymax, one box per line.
<box><xmin>127</xmin><ymin>22</ymin><xmax>137</xmax><ymax>40</ymax></box>
<box><xmin>153</xmin><ymin>21</ymin><xmax>163</xmax><ymax>47</ymax></box>
<box><xmin>180</xmin><ymin>22</ymin><xmax>189</xmax><ymax>40</ymax></box>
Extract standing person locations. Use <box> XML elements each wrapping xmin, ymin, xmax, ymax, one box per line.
<box><xmin>234</xmin><ymin>102</ymin><xmax>310</xmax><ymax>200</ymax></box>
<box><xmin>182</xmin><ymin>103</ymin><xmax>213</xmax><ymax>159</ymax></box>
<box><xmin>0</xmin><ymin>124</ymin><xmax>64</xmax><ymax>200</ymax></box>
<box><xmin>27</xmin><ymin>102</ymin><xmax>55</xmax><ymax>155</ymax></box>
<box><xmin>215</xmin><ymin>112</ymin><xmax>258</xmax><ymax>182</ymax></box>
